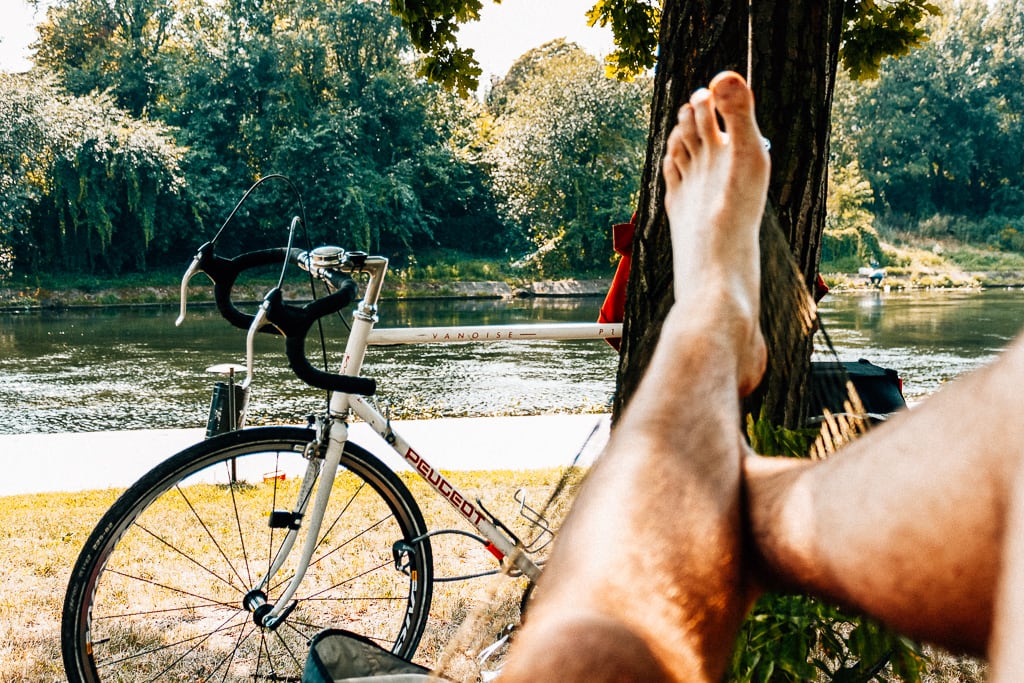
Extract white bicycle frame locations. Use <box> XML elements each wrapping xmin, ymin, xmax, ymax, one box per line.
<box><xmin>244</xmin><ymin>254</ymin><xmax>622</xmax><ymax>625</ymax></box>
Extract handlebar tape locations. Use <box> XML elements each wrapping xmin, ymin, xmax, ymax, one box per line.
<box><xmin>195</xmin><ymin>243</ymin><xmax>376</xmax><ymax>396</ymax></box>
<box><xmin>263</xmin><ymin>286</ymin><xmax>377</xmax><ymax>396</ymax></box>
<box><xmin>194</xmin><ymin>243</ymin><xmax>302</xmax><ymax>332</ymax></box>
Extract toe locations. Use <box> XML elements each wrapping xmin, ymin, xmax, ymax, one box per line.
<box><xmin>677</xmin><ymin>102</ymin><xmax>701</xmax><ymax>160</ymax></box>
<box><xmin>709</xmin><ymin>71</ymin><xmax>764</xmax><ymax>151</ymax></box>
<box><xmin>664</xmin><ymin>116</ymin><xmax>691</xmax><ymax>187</ymax></box>
<box><xmin>690</xmin><ymin>87</ymin><xmax>721</xmax><ymax>147</ymax></box>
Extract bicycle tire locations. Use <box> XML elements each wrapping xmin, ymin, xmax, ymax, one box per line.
<box><xmin>62</xmin><ymin>426</ymin><xmax>433</xmax><ymax>682</ymax></box>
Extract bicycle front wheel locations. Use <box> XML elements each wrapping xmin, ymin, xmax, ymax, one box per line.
<box><xmin>62</xmin><ymin>426</ymin><xmax>433</xmax><ymax>682</ymax></box>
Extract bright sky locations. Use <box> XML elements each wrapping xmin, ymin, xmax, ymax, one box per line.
<box><xmin>0</xmin><ymin>0</ymin><xmax>615</xmax><ymax>80</ymax></box>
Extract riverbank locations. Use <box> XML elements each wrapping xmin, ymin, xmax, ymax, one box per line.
<box><xmin>8</xmin><ymin>269</ymin><xmax>1024</xmax><ymax>313</ymax></box>
<box><xmin>0</xmin><ymin>278</ymin><xmax>613</xmax><ymax>311</ymax></box>
<box><xmin>0</xmin><ymin>413</ymin><xmax>611</xmax><ymax>497</ymax></box>
<box><xmin>823</xmin><ymin>268</ymin><xmax>1024</xmax><ymax>291</ymax></box>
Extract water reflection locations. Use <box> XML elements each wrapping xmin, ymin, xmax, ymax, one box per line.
<box><xmin>0</xmin><ymin>299</ymin><xmax>618</xmax><ymax>434</ymax></box>
<box><xmin>1</xmin><ymin>289</ymin><xmax>1022</xmax><ymax>434</ymax></box>
<box><xmin>817</xmin><ymin>289</ymin><xmax>1024</xmax><ymax>400</ymax></box>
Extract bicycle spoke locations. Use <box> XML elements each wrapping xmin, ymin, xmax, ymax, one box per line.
<box><xmin>96</xmin><ymin>567</ymin><xmax>239</xmax><ymax>613</ymax></box>
<box><xmin>134</xmin><ymin>522</ymin><xmax>246</xmax><ymax>596</ymax></box>
<box><xmin>311</xmin><ymin>479</ymin><xmax>365</xmax><ymax>553</ymax></box>
<box><xmin>226</xmin><ymin>466</ymin><xmax>255</xmax><ymax>589</ymax></box>
<box><xmin>270</xmin><ymin>628</ymin><xmax>305</xmax><ymax>672</ymax></box>
<box><xmin>280</xmin><ymin>617</ymin><xmax>321</xmax><ymax>643</ymax></box>
<box><xmin>269</xmin><ymin>513</ymin><xmax>394</xmax><ymax>595</ymax></box>
<box><xmin>311</xmin><ymin>513</ymin><xmax>395</xmax><ymax>567</ymax></box>
<box><xmin>215</xmin><ymin>620</ymin><xmax>256</xmax><ymax>683</ymax></box>
<box><xmin>303</xmin><ymin>558</ymin><xmax>394</xmax><ymax>600</ymax></box>
<box><xmin>95</xmin><ymin>610</ymin><xmax>245</xmax><ymax>670</ymax></box>
<box><xmin>64</xmin><ymin>431</ymin><xmax>432</xmax><ymax>680</ymax></box>
<box><xmin>175</xmin><ymin>483</ymin><xmax>251</xmax><ymax>590</ymax></box>
<box><xmin>147</xmin><ymin>611</ymin><xmax>247</xmax><ymax>682</ymax></box>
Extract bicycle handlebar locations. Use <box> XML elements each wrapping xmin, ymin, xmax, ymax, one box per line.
<box><xmin>262</xmin><ymin>286</ymin><xmax>376</xmax><ymax>395</ymax></box>
<box><xmin>180</xmin><ymin>242</ymin><xmax>376</xmax><ymax>396</ymax></box>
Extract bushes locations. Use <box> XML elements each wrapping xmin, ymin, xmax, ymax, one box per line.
<box><xmin>821</xmin><ymin>224</ymin><xmax>886</xmax><ymax>270</ymax></box>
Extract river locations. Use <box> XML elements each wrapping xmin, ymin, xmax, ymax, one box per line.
<box><xmin>0</xmin><ymin>289</ymin><xmax>1021</xmax><ymax>435</ymax></box>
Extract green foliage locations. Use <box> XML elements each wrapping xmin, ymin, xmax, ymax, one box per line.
<box><xmin>391</xmin><ymin>0</ymin><xmax>939</xmax><ymax>90</ymax></box>
<box><xmin>484</xmin><ymin>40</ymin><xmax>650</xmax><ymax>274</ymax></box>
<box><xmin>34</xmin><ymin>0</ymin><xmax>179</xmax><ymax>115</ymax></box>
<box><xmin>27</xmin><ymin>0</ymin><xmax>509</xmax><ymax>265</ymax></box>
<box><xmin>734</xmin><ymin>594</ymin><xmax>924</xmax><ymax>683</ymax></box>
<box><xmin>0</xmin><ymin>73</ymin><xmax>188</xmax><ymax>275</ymax></box>
<box><xmin>742</xmin><ymin>412</ymin><xmax>925</xmax><ymax>682</ymax></box>
<box><xmin>0</xmin><ymin>74</ymin><xmax>49</xmax><ymax>281</ymax></box>
<box><xmin>905</xmin><ymin>212</ymin><xmax>1024</xmax><ymax>250</ymax></box>
<box><xmin>823</xmin><ymin>161</ymin><xmax>886</xmax><ymax>268</ymax></box>
<box><xmin>396</xmin><ymin>249</ymin><xmax>512</xmax><ymax>282</ymax></box>
<box><xmin>389</xmin><ymin>0</ymin><xmax>484</xmax><ymax>97</ymax></box>
<box><xmin>831</xmin><ymin>0</ymin><xmax>1024</xmax><ymax>234</ymax></box>
<box><xmin>746</xmin><ymin>410</ymin><xmax>818</xmax><ymax>458</ymax></box>
<box><xmin>840</xmin><ymin>0</ymin><xmax>941</xmax><ymax>79</ymax></box>
<box><xmin>585</xmin><ymin>0</ymin><xmax>660</xmax><ymax>77</ymax></box>
<box><xmin>946</xmin><ymin>243</ymin><xmax>1024</xmax><ymax>272</ymax></box>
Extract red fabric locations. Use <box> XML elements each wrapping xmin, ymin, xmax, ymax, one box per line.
<box><xmin>598</xmin><ymin>215</ymin><xmax>636</xmax><ymax>351</ymax></box>
<box><xmin>814</xmin><ymin>273</ymin><xmax>829</xmax><ymax>303</ymax></box>
<box><xmin>598</xmin><ymin>215</ymin><xmax>829</xmax><ymax>352</ymax></box>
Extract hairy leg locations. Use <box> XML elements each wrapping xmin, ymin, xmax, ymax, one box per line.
<box><xmin>989</xmin><ymin>427</ymin><xmax>1024</xmax><ymax>682</ymax></box>
<box><xmin>500</xmin><ymin>71</ymin><xmax>769</xmax><ymax>683</ymax></box>
<box><xmin>746</xmin><ymin>333</ymin><xmax>1024</xmax><ymax>656</ymax></box>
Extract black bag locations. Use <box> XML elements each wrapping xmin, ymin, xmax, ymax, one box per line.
<box><xmin>809</xmin><ymin>358</ymin><xmax>906</xmax><ymax>421</ymax></box>
<box><xmin>303</xmin><ymin>629</ymin><xmax>442</xmax><ymax>683</ymax></box>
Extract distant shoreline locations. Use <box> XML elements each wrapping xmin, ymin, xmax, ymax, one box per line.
<box><xmin>3</xmin><ymin>270</ymin><xmax>1024</xmax><ymax>313</ymax></box>
<box><xmin>0</xmin><ymin>279</ymin><xmax>613</xmax><ymax>313</ymax></box>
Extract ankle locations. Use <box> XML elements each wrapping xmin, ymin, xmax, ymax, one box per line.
<box><xmin>662</xmin><ymin>295</ymin><xmax>764</xmax><ymax>394</ymax></box>
<box><xmin>743</xmin><ymin>455</ymin><xmax>819</xmax><ymax>591</ymax></box>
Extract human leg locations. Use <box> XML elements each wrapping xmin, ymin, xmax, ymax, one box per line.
<box><xmin>499</xmin><ymin>71</ymin><xmax>769</xmax><ymax>683</ymax></box>
<box><xmin>989</xmin><ymin>421</ymin><xmax>1024</xmax><ymax>682</ymax></box>
<box><xmin>746</xmin><ymin>334</ymin><xmax>1024</xmax><ymax>655</ymax></box>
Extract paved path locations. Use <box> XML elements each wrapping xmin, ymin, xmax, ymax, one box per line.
<box><xmin>0</xmin><ymin>414</ymin><xmax>610</xmax><ymax>497</ymax></box>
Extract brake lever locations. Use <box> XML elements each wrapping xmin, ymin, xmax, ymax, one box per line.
<box><xmin>244</xmin><ymin>304</ymin><xmax>268</xmax><ymax>390</ymax></box>
<box><xmin>245</xmin><ymin>294</ymin><xmax>285</xmax><ymax>390</ymax></box>
<box><xmin>175</xmin><ymin>255</ymin><xmax>205</xmax><ymax>327</ymax></box>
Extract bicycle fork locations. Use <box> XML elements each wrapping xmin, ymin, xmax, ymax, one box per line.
<box><xmin>244</xmin><ymin>418</ymin><xmax>349</xmax><ymax>629</ymax></box>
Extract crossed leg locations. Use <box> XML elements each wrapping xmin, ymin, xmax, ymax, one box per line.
<box><xmin>500</xmin><ymin>71</ymin><xmax>769</xmax><ymax>683</ymax></box>
<box><xmin>501</xmin><ymin>69</ymin><xmax>1024</xmax><ymax>682</ymax></box>
<box><xmin>746</xmin><ymin>334</ymin><xmax>1024</xmax><ymax>671</ymax></box>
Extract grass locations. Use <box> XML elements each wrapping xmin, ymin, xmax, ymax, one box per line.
<box><xmin>0</xmin><ymin>488</ymin><xmax>122</xmax><ymax>681</ymax></box>
<box><xmin>0</xmin><ymin>467</ymin><xmax>581</xmax><ymax>682</ymax></box>
<box><xmin>1</xmin><ymin>460</ymin><xmax>989</xmax><ymax>683</ymax></box>
<box><xmin>822</xmin><ymin>234</ymin><xmax>1024</xmax><ymax>290</ymax></box>
<box><xmin>0</xmin><ymin>248</ymin><xmax>617</xmax><ymax>309</ymax></box>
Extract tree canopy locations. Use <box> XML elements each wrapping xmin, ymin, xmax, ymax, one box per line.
<box><xmin>0</xmin><ymin>72</ymin><xmax>188</xmax><ymax>275</ymax></box>
<box><xmin>10</xmin><ymin>0</ymin><xmax>522</xmax><ymax>273</ymax></box>
<box><xmin>389</xmin><ymin>0</ymin><xmax>940</xmax><ymax>93</ymax></box>
<box><xmin>832</xmin><ymin>0</ymin><xmax>1024</xmax><ymax>232</ymax></box>
<box><xmin>5</xmin><ymin>0</ymin><xmax>1020</xmax><ymax>297</ymax></box>
<box><xmin>485</xmin><ymin>40</ymin><xmax>650</xmax><ymax>274</ymax></box>
<box><xmin>3</xmin><ymin>0</ymin><xmax>1022</xmax><ymax>678</ymax></box>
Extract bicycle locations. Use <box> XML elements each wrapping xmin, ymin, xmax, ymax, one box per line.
<box><xmin>61</xmin><ymin>220</ymin><xmax>621</xmax><ymax>682</ymax></box>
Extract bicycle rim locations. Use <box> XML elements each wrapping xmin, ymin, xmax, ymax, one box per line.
<box><xmin>62</xmin><ymin>427</ymin><xmax>433</xmax><ymax>683</ymax></box>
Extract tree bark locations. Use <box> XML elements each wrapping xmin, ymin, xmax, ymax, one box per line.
<box><xmin>613</xmin><ymin>0</ymin><xmax>845</xmax><ymax>428</ymax></box>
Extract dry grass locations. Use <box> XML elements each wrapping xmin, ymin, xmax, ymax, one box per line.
<box><xmin>0</xmin><ymin>467</ymin><xmax>579</xmax><ymax>682</ymax></box>
<box><xmin>0</xmin><ymin>466</ymin><xmax>988</xmax><ymax>683</ymax></box>
<box><xmin>0</xmin><ymin>488</ymin><xmax>121</xmax><ymax>681</ymax></box>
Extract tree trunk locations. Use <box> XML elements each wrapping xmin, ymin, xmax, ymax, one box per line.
<box><xmin>613</xmin><ymin>0</ymin><xmax>845</xmax><ymax>428</ymax></box>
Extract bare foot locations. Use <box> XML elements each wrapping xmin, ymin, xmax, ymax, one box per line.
<box><xmin>500</xmin><ymin>72</ymin><xmax>772</xmax><ymax>683</ymax></box>
<box><xmin>662</xmin><ymin>71</ymin><xmax>769</xmax><ymax>396</ymax></box>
